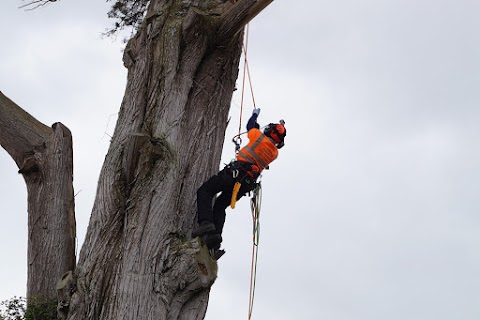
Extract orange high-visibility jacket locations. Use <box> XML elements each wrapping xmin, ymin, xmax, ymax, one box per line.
<box><xmin>236</xmin><ymin>128</ymin><xmax>278</xmax><ymax>170</ymax></box>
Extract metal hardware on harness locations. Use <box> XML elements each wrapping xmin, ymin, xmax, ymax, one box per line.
<box><xmin>232</xmin><ymin>169</ymin><xmax>239</xmax><ymax>178</ymax></box>
<box><xmin>232</xmin><ymin>135</ymin><xmax>242</xmax><ymax>154</ymax></box>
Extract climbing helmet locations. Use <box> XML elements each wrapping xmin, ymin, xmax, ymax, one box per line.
<box><xmin>264</xmin><ymin>122</ymin><xmax>286</xmax><ymax>148</ymax></box>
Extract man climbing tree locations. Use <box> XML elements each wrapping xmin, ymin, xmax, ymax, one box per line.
<box><xmin>193</xmin><ymin>108</ymin><xmax>286</xmax><ymax>259</ymax></box>
<box><xmin>0</xmin><ymin>0</ymin><xmax>275</xmax><ymax>319</ymax></box>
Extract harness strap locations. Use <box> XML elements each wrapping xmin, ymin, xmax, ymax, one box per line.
<box><xmin>230</xmin><ymin>161</ymin><xmax>259</xmax><ymax>180</ymax></box>
<box><xmin>227</xmin><ymin>161</ymin><xmax>259</xmax><ymax>209</ymax></box>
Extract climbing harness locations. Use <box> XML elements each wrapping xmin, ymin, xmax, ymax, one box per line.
<box><xmin>228</xmin><ymin>161</ymin><xmax>258</xmax><ymax>209</ymax></box>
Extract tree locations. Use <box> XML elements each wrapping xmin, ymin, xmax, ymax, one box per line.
<box><xmin>0</xmin><ymin>0</ymin><xmax>273</xmax><ymax>319</ymax></box>
<box><xmin>0</xmin><ymin>297</ymin><xmax>26</xmax><ymax>320</ymax></box>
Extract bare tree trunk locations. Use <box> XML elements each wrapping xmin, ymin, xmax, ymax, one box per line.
<box><xmin>0</xmin><ymin>92</ymin><xmax>76</xmax><ymax>302</ymax></box>
<box><xmin>67</xmin><ymin>1</ymin><xmax>243</xmax><ymax>318</ymax></box>
<box><xmin>67</xmin><ymin>1</ymin><xmax>274</xmax><ymax>318</ymax></box>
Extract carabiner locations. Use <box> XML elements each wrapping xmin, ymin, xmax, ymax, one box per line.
<box><xmin>232</xmin><ymin>169</ymin><xmax>239</xmax><ymax>179</ymax></box>
<box><xmin>232</xmin><ymin>135</ymin><xmax>242</xmax><ymax>154</ymax></box>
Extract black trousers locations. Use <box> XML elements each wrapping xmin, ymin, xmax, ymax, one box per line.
<box><xmin>196</xmin><ymin>164</ymin><xmax>255</xmax><ymax>237</ymax></box>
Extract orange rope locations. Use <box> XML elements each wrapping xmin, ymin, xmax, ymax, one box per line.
<box><xmin>238</xmin><ymin>25</ymin><xmax>248</xmax><ymax>136</ymax></box>
<box><xmin>244</xmin><ymin>47</ymin><xmax>257</xmax><ymax>108</ymax></box>
<box><xmin>238</xmin><ymin>24</ymin><xmax>257</xmax><ymax>137</ymax></box>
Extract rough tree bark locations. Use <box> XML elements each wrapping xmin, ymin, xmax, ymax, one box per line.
<box><xmin>0</xmin><ymin>92</ymin><xmax>76</xmax><ymax>302</ymax></box>
<box><xmin>0</xmin><ymin>0</ymin><xmax>273</xmax><ymax>319</ymax></box>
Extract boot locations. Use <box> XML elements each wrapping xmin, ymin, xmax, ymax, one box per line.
<box><xmin>205</xmin><ymin>233</ymin><xmax>222</xmax><ymax>250</ymax></box>
<box><xmin>192</xmin><ymin>221</ymin><xmax>215</xmax><ymax>238</ymax></box>
<box><xmin>210</xmin><ymin>248</ymin><xmax>226</xmax><ymax>260</ymax></box>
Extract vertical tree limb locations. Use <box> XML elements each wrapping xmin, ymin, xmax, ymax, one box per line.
<box><xmin>0</xmin><ymin>91</ymin><xmax>76</xmax><ymax>302</ymax></box>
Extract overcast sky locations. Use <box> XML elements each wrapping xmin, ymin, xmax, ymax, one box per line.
<box><xmin>1</xmin><ymin>0</ymin><xmax>480</xmax><ymax>319</ymax></box>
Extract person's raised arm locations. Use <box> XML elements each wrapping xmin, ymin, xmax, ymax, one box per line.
<box><xmin>246</xmin><ymin>108</ymin><xmax>261</xmax><ymax>130</ymax></box>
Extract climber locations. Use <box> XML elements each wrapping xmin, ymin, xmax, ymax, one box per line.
<box><xmin>192</xmin><ymin>108</ymin><xmax>286</xmax><ymax>258</ymax></box>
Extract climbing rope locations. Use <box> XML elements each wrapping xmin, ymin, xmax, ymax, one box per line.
<box><xmin>238</xmin><ymin>24</ymin><xmax>257</xmax><ymax>136</ymax></box>
<box><xmin>248</xmin><ymin>182</ymin><xmax>262</xmax><ymax>320</ymax></box>
<box><xmin>231</xmin><ymin>23</ymin><xmax>263</xmax><ymax>320</ymax></box>
<box><xmin>233</xmin><ymin>23</ymin><xmax>257</xmax><ymax>154</ymax></box>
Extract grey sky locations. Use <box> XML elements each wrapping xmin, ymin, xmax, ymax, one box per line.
<box><xmin>1</xmin><ymin>1</ymin><xmax>480</xmax><ymax>319</ymax></box>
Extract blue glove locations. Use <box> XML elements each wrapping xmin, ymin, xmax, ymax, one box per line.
<box><xmin>252</xmin><ymin>108</ymin><xmax>261</xmax><ymax>117</ymax></box>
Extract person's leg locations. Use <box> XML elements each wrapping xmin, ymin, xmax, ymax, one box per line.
<box><xmin>194</xmin><ymin>167</ymin><xmax>235</xmax><ymax>237</ymax></box>
<box><xmin>207</xmin><ymin>179</ymin><xmax>254</xmax><ymax>249</ymax></box>
<box><xmin>196</xmin><ymin>173</ymin><xmax>224</xmax><ymax>224</ymax></box>
<box><xmin>193</xmin><ymin>173</ymin><xmax>223</xmax><ymax>237</ymax></box>
<box><xmin>211</xmin><ymin>190</ymin><xmax>232</xmax><ymax>237</ymax></box>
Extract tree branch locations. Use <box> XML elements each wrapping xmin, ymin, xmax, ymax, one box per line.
<box><xmin>19</xmin><ymin>0</ymin><xmax>57</xmax><ymax>10</ymax></box>
<box><xmin>216</xmin><ymin>0</ymin><xmax>274</xmax><ymax>42</ymax></box>
<box><xmin>0</xmin><ymin>91</ymin><xmax>76</xmax><ymax>301</ymax></box>
<box><xmin>0</xmin><ymin>91</ymin><xmax>51</xmax><ymax>169</ymax></box>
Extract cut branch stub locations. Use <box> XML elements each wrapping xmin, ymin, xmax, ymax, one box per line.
<box><xmin>0</xmin><ymin>91</ymin><xmax>76</xmax><ymax>302</ymax></box>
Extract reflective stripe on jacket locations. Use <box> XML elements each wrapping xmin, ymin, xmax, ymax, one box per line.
<box><xmin>236</xmin><ymin>128</ymin><xmax>278</xmax><ymax>170</ymax></box>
